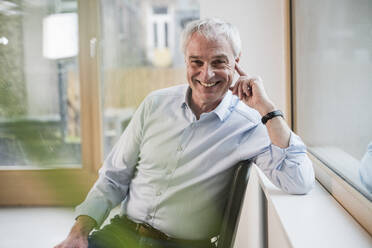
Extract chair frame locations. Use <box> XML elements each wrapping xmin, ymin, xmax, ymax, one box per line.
<box><xmin>217</xmin><ymin>160</ymin><xmax>253</xmax><ymax>248</ymax></box>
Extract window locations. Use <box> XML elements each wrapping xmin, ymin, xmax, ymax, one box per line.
<box><xmin>0</xmin><ymin>0</ymin><xmax>101</xmax><ymax>205</ymax></box>
<box><xmin>292</xmin><ymin>0</ymin><xmax>372</xmax><ymax>201</ymax></box>
<box><xmin>154</xmin><ymin>22</ymin><xmax>158</xmax><ymax>47</ymax></box>
<box><xmin>99</xmin><ymin>0</ymin><xmax>200</xmax><ymax>155</ymax></box>
<box><xmin>165</xmin><ymin>22</ymin><xmax>169</xmax><ymax>48</ymax></box>
<box><xmin>0</xmin><ymin>0</ymin><xmax>200</xmax><ymax>206</ymax></box>
<box><xmin>149</xmin><ymin>6</ymin><xmax>170</xmax><ymax>52</ymax></box>
<box><xmin>0</xmin><ymin>1</ymin><xmax>81</xmax><ymax>168</ymax></box>
<box><xmin>153</xmin><ymin>6</ymin><xmax>168</xmax><ymax>15</ymax></box>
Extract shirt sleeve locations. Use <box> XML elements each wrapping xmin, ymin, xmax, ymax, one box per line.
<box><xmin>359</xmin><ymin>142</ymin><xmax>372</xmax><ymax>192</ymax></box>
<box><xmin>251</xmin><ymin>128</ymin><xmax>315</xmax><ymax>195</ymax></box>
<box><xmin>75</xmin><ymin>97</ymin><xmax>149</xmax><ymax>227</ymax></box>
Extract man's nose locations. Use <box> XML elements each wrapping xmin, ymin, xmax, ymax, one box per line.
<box><xmin>199</xmin><ymin>64</ymin><xmax>215</xmax><ymax>82</ymax></box>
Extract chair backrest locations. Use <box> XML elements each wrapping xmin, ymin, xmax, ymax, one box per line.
<box><xmin>217</xmin><ymin>160</ymin><xmax>253</xmax><ymax>248</ymax></box>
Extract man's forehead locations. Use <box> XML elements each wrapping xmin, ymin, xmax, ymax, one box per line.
<box><xmin>186</xmin><ymin>33</ymin><xmax>234</xmax><ymax>59</ymax></box>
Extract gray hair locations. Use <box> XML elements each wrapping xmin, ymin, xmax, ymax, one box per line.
<box><xmin>181</xmin><ymin>18</ymin><xmax>242</xmax><ymax>58</ymax></box>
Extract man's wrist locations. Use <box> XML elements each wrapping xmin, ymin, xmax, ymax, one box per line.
<box><xmin>256</xmin><ymin>101</ymin><xmax>276</xmax><ymax>117</ymax></box>
<box><xmin>72</xmin><ymin>215</ymin><xmax>97</xmax><ymax>236</ymax></box>
<box><xmin>261</xmin><ymin>110</ymin><xmax>284</xmax><ymax>125</ymax></box>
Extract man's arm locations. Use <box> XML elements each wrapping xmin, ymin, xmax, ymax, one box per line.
<box><xmin>55</xmin><ymin>98</ymin><xmax>150</xmax><ymax>248</ymax></box>
<box><xmin>231</xmin><ymin>63</ymin><xmax>314</xmax><ymax>194</ymax></box>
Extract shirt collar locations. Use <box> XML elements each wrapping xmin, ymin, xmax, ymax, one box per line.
<box><xmin>181</xmin><ymin>87</ymin><xmax>192</xmax><ymax>109</ymax></box>
<box><xmin>213</xmin><ymin>90</ymin><xmax>233</xmax><ymax>121</ymax></box>
<box><xmin>181</xmin><ymin>86</ymin><xmax>234</xmax><ymax>122</ymax></box>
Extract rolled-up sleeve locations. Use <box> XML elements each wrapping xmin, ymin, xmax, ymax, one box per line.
<box><xmin>252</xmin><ymin>131</ymin><xmax>315</xmax><ymax>194</ymax></box>
<box><xmin>75</xmin><ymin>98</ymin><xmax>149</xmax><ymax>226</ymax></box>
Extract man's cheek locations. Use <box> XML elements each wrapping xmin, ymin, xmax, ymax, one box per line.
<box><xmin>219</xmin><ymin>68</ymin><xmax>234</xmax><ymax>82</ymax></box>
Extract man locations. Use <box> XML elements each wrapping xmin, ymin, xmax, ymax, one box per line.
<box><xmin>56</xmin><ymin>18</ymin><xmax>314</xmax><ymax>248</ymax></box>
<box><xmin>360</xmin><ymin>142</ymin><xmax>372</xmax><ymax>192</ymax></box>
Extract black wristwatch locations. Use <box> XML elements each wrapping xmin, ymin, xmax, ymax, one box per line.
<box><xmin>261</xmin><ymin>110</ymin><xmax>284</xmax><ymax>125</ymax></box>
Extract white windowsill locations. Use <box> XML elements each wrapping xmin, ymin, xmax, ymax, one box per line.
<box><xmin>256</xmin><ymin>167</ymin><xmax>372</xmax><ymax>248</ymax></box>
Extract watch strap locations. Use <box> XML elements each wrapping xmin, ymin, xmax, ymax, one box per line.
<box><xmin>261</xmin><ymin>110</ymin><xmax>284</xmax><ymax>124</ymax></box>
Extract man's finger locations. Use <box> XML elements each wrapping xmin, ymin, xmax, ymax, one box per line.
<box><xmin>238</xmin><ymin>81</ymin><xmax>243</xmax><ymax>99</ymax></box>
<box><xmin>235</xmin><ymin>63</ymin><xmax>247</xmax><ymax>76</ymax></box>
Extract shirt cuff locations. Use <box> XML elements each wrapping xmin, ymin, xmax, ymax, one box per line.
<box><xmin>269</xmin><ymin>132</ymin><xmax>308</xmax><ymax>170</ymax></box>
<box><xmin>74</xmin><ymin>194</ymin><xmax>112</xmax><ymax>228</ymax></box>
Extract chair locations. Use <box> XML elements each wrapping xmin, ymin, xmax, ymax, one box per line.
<box><xmin>217</xmin><ymin>160</ymin><xmax>253</xmax><ymax>248</ymax></box>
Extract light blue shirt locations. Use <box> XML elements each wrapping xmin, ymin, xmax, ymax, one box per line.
<box><xmin>360</xmin><ymin>142</ymin><xmax>372</xmax><ymax>192</ymax></box>
<box><xmin>76</xmin><ymin>84</ymin><xmax>314</xmax><ymax>240</ymax></box>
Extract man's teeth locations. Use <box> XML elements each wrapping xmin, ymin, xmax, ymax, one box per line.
<box><xmin>200</xmin><ymin>81</ymin><xmax>217</xmax><ymax>87</ymax></box>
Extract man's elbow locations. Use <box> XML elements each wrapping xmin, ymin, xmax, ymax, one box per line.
<box><xmin>292</xmin><ymin>180</ymin><xmax>314</xmax><ymax>195</ymax></box>
<box><xmin>285</xmin><ymin>157</ymin><xmax>316</xmax><ymax>194</ymax></box>
<box><xmin>284</xmin><ymin>175</ymin><xmax>315</xmax><ymax>195</ymax></box>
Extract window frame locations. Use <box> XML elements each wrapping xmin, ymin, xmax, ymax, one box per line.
<box><xmin>0</xmin><ymin>0</ymin><xmax>103</xmax><ymax>206</ymax></box>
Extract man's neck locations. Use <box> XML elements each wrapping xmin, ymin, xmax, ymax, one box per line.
<box><xmin>189</xmin><ymin>95</ymin><xmax>221</xmax><ymax>120</ymax></box>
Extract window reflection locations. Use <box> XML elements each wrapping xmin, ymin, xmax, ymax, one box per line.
<box><xmin>294</xmin><ymin>0</ymin><xmax>372</xmax><ymax>200</ymax></box>
<box><xmin>360</xmin><ymin>142</ymin><xmax>372</xmax><ymax>192</ymax></box>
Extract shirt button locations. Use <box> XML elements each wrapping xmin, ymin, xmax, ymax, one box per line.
<box><xmin>177</xmin><ymin>146</ymin><xmax>183</xmax><ymax>152</ymax></box>
<box><xmin>166</xmin><ymin>169</ymin><xmax>172</xmax><ymax>175</ymax></box>
<box><xmin>156</xmin><ymin>191</ymin><xmax>162</xmax><ymax>196</ymax></box>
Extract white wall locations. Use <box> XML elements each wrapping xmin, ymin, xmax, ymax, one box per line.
<box><xmin>200</xmin><ymin>2</ymin><xmax>290</xmax><ymax>247</ymax></box>
<box><xmin>200</xmin><ymin>0</ymin><xmax>291</xmax><ymax>121</ymax></box>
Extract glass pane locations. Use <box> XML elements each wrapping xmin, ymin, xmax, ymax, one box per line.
<box><xmin>0</xmin><ymin>0</ymin><xmax>81</xmax><ymax>168</ymax></box>
<box><xmin>293</xmin><ymin>0</ymin><xmax>372</xmax><ymax>200</ymax></box>
<box><xmin>100</xmin><ymin>0</ymin><xmax>200</xmax><ymax>156</ymax></box>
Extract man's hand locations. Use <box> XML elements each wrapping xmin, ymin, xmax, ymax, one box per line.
<box><xmin>230</xmin><ymin>63</ymin><xmax>291</xmax><ymax>148</ymax></box>
<box><xmin>54</xmin><ymin>216</ymin><xmax>96</xmax><ymax>248</ymax></box>
<box><xmin>230</xmin><ymin>63</ymin><xmax>276</xmax><ymax>117</ymax></box>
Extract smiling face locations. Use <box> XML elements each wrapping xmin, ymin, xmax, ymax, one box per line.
<box><xmin>185</xmin><ymin>32</ymin><xmax>238</xmax><ymax>110</ymax></box>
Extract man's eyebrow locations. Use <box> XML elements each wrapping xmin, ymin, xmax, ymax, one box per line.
<box><xmin>188</xmin><ymin>55</ymin><xmax>230</xmax><ymax>60</ymax></box>
<box><xmin>212</xmin><ymin>54</ymin><xmax>229</xmax><ymax>61</ymax></box>
<box><xmin>188</xmin><ymin>56</ymin><xmax>201</xmax><ymax>60</ymax></box>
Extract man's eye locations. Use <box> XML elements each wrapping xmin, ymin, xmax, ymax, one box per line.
<box><xmin>191</xmin><ymin>60</ymin><xmax>203</xmax><ymax>66</ymax></box>
<box><xmin>212</xmin><ymin>60</ymin><xmax>226</xmax><ymax>66</ymax></box>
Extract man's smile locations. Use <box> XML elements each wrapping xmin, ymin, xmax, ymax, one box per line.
<box><xmin>195</xmin><ymin>79</ymin><xmax>222</xmax><ymax>88</ymax></box>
